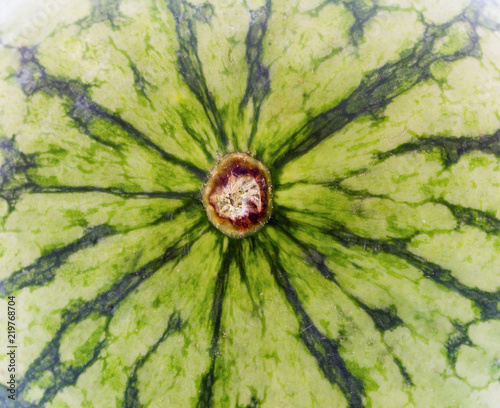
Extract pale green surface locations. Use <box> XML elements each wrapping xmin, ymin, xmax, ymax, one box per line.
<box><xmin>14</xmin><ymin>92</ymin><xmax>201</xmax><ymax>192</ymax></box>
<box><xmin>58</xmin><ymin>313</ymin><xmax>107</xmax><ymax>365</ymax></box>
<box><xmin>132</xmin><ymin>233</ymin><xmax>222</xmax><ymax>408</ymax></box>
<box><xmin>0</xmin><ymin>193</ymin><xmax>185</xmax><ymax>278</ymax></box>
<box><xmin>341</xmin><ymin>150</ymin><xmax>500</xmax><ymax>218</ymax></box>
<box><xmin>196</xmin><ymin>0</ymin><xmax>252</xmax><ymax>151</ymax></box>
<box><xmin>276</xmin><ymin>184</ymin><xmax>457</xmax><ymax>239</ymax></box>
<box><xmin>279</xmin><ymin>223</ymin><xmax>494</xmax><ymax>407</ymax></box>
<box><xmin>409</xmin><ymin>227</ymin><xmax>500</xmax><ymax>292</ymax></box>
<box><xmin>36</xmin><ymin>0</ymin><xmax>220</xmax><ymax>170</ymax></box>
<box><xmin>0</xmin><ymin>48</ymin><xmax>25</xmax><ymax>137</ymax></box>
<box><xmin>43</xmin><ymin>232</ymin><xmax>221</xmax><ymax>408</ymax></box>
<box><xmin>12</xmin><ymin>209</ymin><xmax>202</xmax><ymax>377</ymax></box>
<box><xmin>210</xmin><ymin>241</ymin><xmax>348</xmax><ymax>407</ymax></box>
<box><xmin>266</xmin><ymin>227</ymin><xmax>410</xmax><ymax>408</ymax></box>
<box><xmin>0</xmin><ymin>0</ymin><xmax>500</xmax><ymax>407</ymax></box>
<box><xmin>279</xmin><ymin>25</ymin><xmax>500</xmax><ymax>185</ymax></box>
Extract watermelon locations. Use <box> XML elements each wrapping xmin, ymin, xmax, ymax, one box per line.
<box><xmin>1</xmin><ymin>0</ymin><xmax>500</xmax><ymax>406</ymax></box>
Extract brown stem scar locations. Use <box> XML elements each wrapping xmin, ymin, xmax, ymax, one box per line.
<box><xmin>202</xmin><ymin>153</ymin><xmax>273</xmax><ymax>239</ymax></box>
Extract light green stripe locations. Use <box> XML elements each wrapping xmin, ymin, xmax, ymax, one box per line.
<box><xmin>210</xmin><ymin>239</ymin><xmax>349</xmax><ymax>408</ymax></box>
<box><xmin>35</xmin><ymin>0</ymin><xmax>220</xmax><ymax>170</ymax></box>
<box><xmin>275</xmin><ymin>184</ymin><xmax>457</xmax><ymax>239</ymax></box>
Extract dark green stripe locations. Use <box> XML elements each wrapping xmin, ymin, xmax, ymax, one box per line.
<box><xmin>101</xmin><ymin>109</ymin><xmax>207</xmax><ymax>179</ymax></box>
<box><xmin>234</xmin><ymin>240</ymin><xmax>264</xmax><ymax>321</ymax></box>
<box><xmin>274</xmin><ymin>205</ymin><xmax>500</xmax><ymax>319</ymax></box>
<box><xmin>393</xmin><ymin>357</ymin><xmax>414</xmax><ymax>386</ymax></box>
<box><xmin>362</xmin><ymin>306</ymin><xmax>403</xmax><ymax>332</ymax></box>
<box><xmin>479</xmin><ymin>6</ymin><xmax>500</xmax><ymax>30</ymax></box>
<box><xmin>275</xmin><ymin>179</ymin><xmax>332</xmax><ymax>191</ymax></box>
<box><xmin>24</xmin><ymin>184</ymin><xmax>201</xmax><ymax>200</ymax></box>
<box><xmin>330</xmin><ymin>183</ymin><xmax>500</xmax><ymax>235</ymax></box>
<box><xmin>260</xmin><ymin>232</ymin><xmax>365</xmax><ymax>408</ymax></box>
<box><xmin>446</xmin><ymin>322</ymin><xmax>473</xmax><ymax>367</ymax></box>
<box><xmin>272</xmin><ymin>7</ymin><xmax>481</xmax><ymax>170</ymax></box>
<box><xmin>0</xmin><ymin>224</ymin><xmax>114</xmax><ymax>297</ymax></box>
<box><xmin>241</xmin><ymin>0</ymin><xmax>271</xmax><ymax>151</ymax></box>
<box><xmin>107</xmin><ymin>36</ymin><xmax>157</xmax><ymax>107</ymax></box>
<box><xmin>124</xmin><ymin>312</ymin><xmax>182</xmax><ymax>408</ymax></box>
<box><xmin>376</xmin><ymin>131</ymin><xmax>500</xmax><ymax>166</ymax></box>
<box><xmin>0</xmin><ymin>204</ymin><xmax>198</xmax><ymax>297</ymax></box>
<box><xmin>17</xmin><ymin>223</ymin><xmax>205</xmax><ymax>405</ymax></box>
<box><xmin>129</xmin><ymin>61</ymin><xmax>155</xmax><ymax>106</ymax></box>
<box><xmin>27</xmin><ymin>317</ymin><xmax>109</xmax><ymax>408</ymax></box>
<box><xmin>272</xmin><ymin>212</ymin><xmax>404</xmax><ymax>332</ymax></box>
<box><xmin>439</xmin><ymin>201</ymin><xmax>500</xmax><ymax>234</ymax></box>
<box><xmin>0</xmin><ymin>387</ymin><xmax>34</xmax><ymax>408</ymax></box>
<box><xmin>197</xmin><ymin>239</ymin><xmax>232</xmax><ymax>408</ymax></box>
<box><xmin>81</xmin><ymin>0</ymin><xmax>122</xmax><ymax>28</ymax></box>
<box><xmin>342</xmin><ymin>0</ymin><xmax>378</xmax><ymax>45</ymax></box>
<box><xmin>278</xmin><ymin>130</ymin><xmax>500</xmax><ymax>190</ymax></box>
<box><xmin>167</xmin><ymin>0</ymin><xmax>229</xmax><ymax>151</ymax></box>
<box><xmin>328</xmin><ymin>227</ymin><xmax>500</xmax><ymax>319</ymax></box>
<box><xmin>0</xmin><ymin>136</ymin><xmax>35</xmax><ymax>214</ymax></box>
<box><xmin>240</xmin><ymin>396</ymin><xmax>260</xmax><ymax>408</ymax></box>
<box><xmin>178</xmin><ymin>113</ymin><xmax>216</xmax><ymax>164</ymax></box>
<box><xmin>0</xmin><ymin>137</ymin><xmax>23</xmax><ymax>187</ymax></box>
<box><xmin>16</xmin><ymin>47</ymin><xmax>207</xmax><ymax>180</ymax></box>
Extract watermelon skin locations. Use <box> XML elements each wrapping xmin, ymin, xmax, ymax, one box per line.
<box><xmin>0</xmin><ymin>0</ymin><xmax>500</xmax><ymax>407</ymax></box>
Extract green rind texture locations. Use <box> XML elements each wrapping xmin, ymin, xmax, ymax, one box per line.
<box><xmin>1</xmin><ymin>0</ymin><xmax>500</xmax><ymax>407</ymax></box>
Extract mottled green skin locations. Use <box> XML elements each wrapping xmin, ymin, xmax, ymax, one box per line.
<box><xmin>1</xmin><ymin>0</ymin><xmax>500</xmax><ymax>407</ymax></box>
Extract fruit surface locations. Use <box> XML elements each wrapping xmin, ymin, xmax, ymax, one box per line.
<box><xmin>1</xmin><ymin>0</ymin><xmax>500</xmax><ymax>407</ymax></box>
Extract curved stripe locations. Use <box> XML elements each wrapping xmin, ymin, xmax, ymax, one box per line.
<box><xmin>272</xmin><ymin>7</ymin><xmax>481</xmax><ymax>170</ymax></box>
<box><xmin>329</xmin><ymin>227</ymin><xmax>500</xmax><ymax>319</ymax></box>
<box><xmin>197</xmin><ymin>238</ymin><xmax>232</xmax><ymax>408</ymax></box>
<box><xmin>241</xmin><ymin>0</ymin><xmax>272</xmax><ymax>151</ymax></box>
<box><xmin>124</xmin><ymin>311</ymin><xmax>182</xmax><ymax>408</ymax></box>
<box><xmin>19</xmin><ymin>184</ymin><xmax>200</xmax><ymax>200</ymax></box>
<box><xmin>0</xmin><ymin>202</ymin><xmax>197</xmax><ymax>296</ymax></box>
<box><xmin>260</xmin><ymin>232</ymin><xmax>365</xmax><ymax>408</ymax></box>
<box><xmin>167</xmin><ymin>0</ymin><xmax>229</xmax><ymax>151</ymax></box>
<box><xmin>331</xmin><ymin>183</ymin><xmax>500</xmax><ymax>235</ymax></box>
<box><xmin>16</xmin><ymin>225</ymin><xmax>205</xmax><ymax>405</ymax></box>
<box><xmin>17</xmin><ymin>47</ymin><xmax>207</xmax><ymax>180</ymax></box>
<box><xmin>376</xmin><ymin>131</ymin><xmax>500</xmax><ymax>166</ymax></box>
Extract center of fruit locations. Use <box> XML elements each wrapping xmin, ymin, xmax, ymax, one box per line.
<box><xmin>202</xmin><ymin>153</ymin><xmax>273</xmax><ymax>239</ymax></box>
<box><xmin>211</xmin><ymin>175</ymin><xmax>262</xmax><ymax>221</ymax></box>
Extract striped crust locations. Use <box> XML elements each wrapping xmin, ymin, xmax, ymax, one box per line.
<box><xmin>1</xmin><ymin>0</ymin><xmax>500</xmax><ymax>407</ymax></box>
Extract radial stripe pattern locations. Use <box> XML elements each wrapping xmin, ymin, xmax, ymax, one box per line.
<box><xmin>1</xmin><ymin>0</ymin><xmax>500</xmax><ymax>407</ymax></box>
